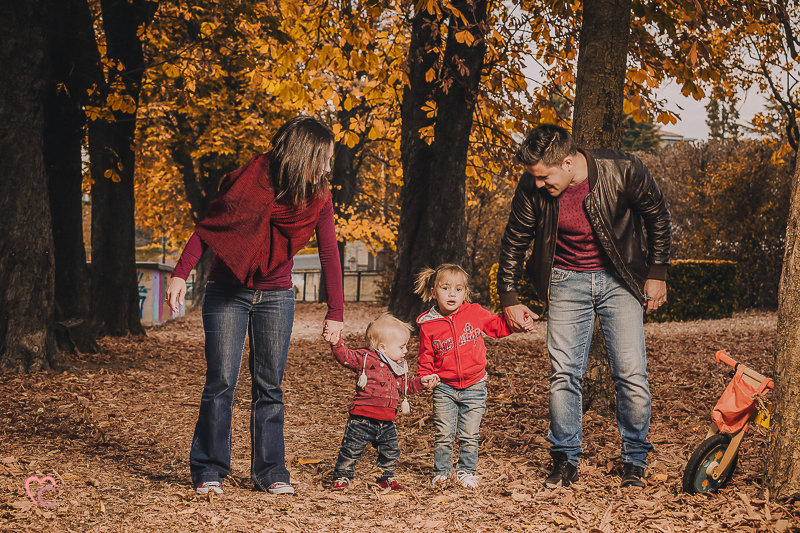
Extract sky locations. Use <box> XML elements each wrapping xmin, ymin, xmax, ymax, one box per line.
<box><xmin>651</xmin><ymin>82</ymin><xmax>770</xmax><ymax>141</ymax></box>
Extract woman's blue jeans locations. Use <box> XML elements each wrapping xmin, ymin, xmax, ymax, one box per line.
<box><xmin>547</xmin><ymin>268</ymin><xmax>653</xmax><ymax>468</ymax></box>
<box><xmin>432</xmin><ymin>381</ymin><xmax>487</xmax><ymax>476</ymax></box>
<box><xmin>189</xmin><ymin>283</ymin><xmax>294</xmax><ymax>490</ymax></box>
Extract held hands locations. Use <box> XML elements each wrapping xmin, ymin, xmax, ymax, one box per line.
<box><xmin>165</xmin><ymin>277</ymin><xmax>186</xmax><ymax>314</ymax></box>
<box><xmin>322</xmin><ymin>320</ymin><xmax>343</xmax><ymax>344</ymax></box>
<box><xmin>503</xmin><ymin>304</ymin><xmax>539</xmax><ymax>333</ymax></box>
<box><xmin>420</xmin><ymin>374</ymin><xmax>440</xmax><ymax>389</ymax></box>
<box><xmin>643</xmin><ymin>279</ymin><xmax>667</xmax><ymax>314</ymax></box>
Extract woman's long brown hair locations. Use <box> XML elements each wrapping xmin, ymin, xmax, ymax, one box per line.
<box><xmin>269</xmin><ymin>116</ymin><xmax>334</xmax><ymax>207</ymax></box>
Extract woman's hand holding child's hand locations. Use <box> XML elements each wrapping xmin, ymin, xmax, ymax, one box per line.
<box><xmin>421</xmin><ymin>374</ymin><xmax>440</xmax><ymax>389</ymax></box>
<box><xmin>323</xmin><ymin>320</ymin><xmax>343</xmax><ymax>344</ymax></box>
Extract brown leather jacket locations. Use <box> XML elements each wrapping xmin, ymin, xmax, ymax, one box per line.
<box><xmin>497</xmin><ymin>149</ymin><xmax>671</xmax><ymax>310</ymax></box>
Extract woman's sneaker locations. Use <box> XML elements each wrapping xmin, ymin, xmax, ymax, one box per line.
<box><xmin>456</xmin><ymin>471</ymin><xmax>479</xmax><ymax>489</ymax></box>
<box><xmin>332</xmin><ymin>478</ymin><xmax>350</xmax><ymax>491</ymax></box>
<box><xmin>267</xmin><ymin>482</ymin><xmax>295</xmax><ymax>495</ymax></box>
<box><xmin>195</xmin><ymin>481</ymin><xmax>223</xmax><ymax>495</ymax></box>
<box><xmin>431</xmin><ymin>474</ymin><xmax>449</xmax><ymax>490</ymax></box>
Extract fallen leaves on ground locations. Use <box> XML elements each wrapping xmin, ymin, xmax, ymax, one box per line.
<box><xmin>0</xmin><ymin>304</ymin><xmax>797</xmax><ymax>532</ymax></box>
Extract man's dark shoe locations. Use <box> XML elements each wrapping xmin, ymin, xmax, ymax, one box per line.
<box><xmin>544</xmin><ymin>453</ymin><xmax>579</xmax><ymax>488</ymax></box>
<box><xmin>621</xmin><ymin>464</ymin><xmax>645</xmax><ymax>487</ymax></box>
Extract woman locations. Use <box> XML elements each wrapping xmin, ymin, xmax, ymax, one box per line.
<box><xmin>166</xmin><ymin>116</ymin><xmax>343</xmax><ymax>495</ymax></box>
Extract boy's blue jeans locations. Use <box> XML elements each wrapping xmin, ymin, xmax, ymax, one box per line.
<box><xmin>189</xmin><ymin>283</ymin><xmax>295</xmax><ymax>490</ymax></box>
<box><xmin>432</xmin><ymin>381</ymin><xmax>487</xmax><ymax>476</ymax></box>
<box><xmin>547</xmin><ymin>268</ymin><xmax>653</xmax><ymax>468</ymax></box>
<box><xmin>333</xmin><ymin>415</ymin><xmax>400</xmax><ymax>479</ymax></box>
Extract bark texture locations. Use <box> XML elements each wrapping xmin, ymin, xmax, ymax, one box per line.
<box><xmin>0</xmin><ymin>0</ymin><xmax>60</xmax><ymax>372</ymax></box>
<box><xmin>390</xmin><ymin>0</ymin><xmax>488</xmax><ymax>322</ymax></box>
<box><xmin>766</xmin><ymin>161</ymin><xmax>800</xmax><ymax>501</ymax></box>
<box><xmin>571</xmin><ymin>0</ymin><xmax>632</xmax><ymax>415</ymax></box>
<box><xmin>89</xmin><ymin>0</ymin><xmax>156</xmax><ymax>335</ymax></box>
<box><xmin>572</xmin><ymin>0</ymin><xmax>632</xmax><ymax>149</ymax></box>
<box><xmin>45</xmin><ymin>0</ymin><xmax>100</xmax><ymax>353</ymax></box>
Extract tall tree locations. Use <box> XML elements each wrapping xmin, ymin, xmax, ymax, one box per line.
<box><xmin>570</xmin><ymin>0</ymin><xmax>632</xmax><ymax>415</ymax></box>
<box><xmin>0</xmin><ymin>0</ymin><xmax>60</xmax><ymax>372</ymax></box>
<box><xmin>89</xmin><ymin>0</ymin><xmax>156</xmax><ymax>336</ymax></box>
<box><xmin>390</xmin><ymin>0</ymin><xmax>490</xmax><ymax>321</ymax></box>
<box><xmin>45</xmin><ymin>0</ymin><xmax>100</xmax><ymax>353</ymax></box>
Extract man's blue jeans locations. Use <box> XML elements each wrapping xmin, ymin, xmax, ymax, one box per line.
<box><xmin>333</xmin><ymin>415</ymin><xmax>400</xmax><ymax>479</ymax></box>
<box><xmin>432</xmin><ymin>381</ymin><xmax>487</xmax><ymax>476</ymax></box>
<box><xmin>547</xmin><ymin>268</ymin><xmax>653</xmax><ymax>468</ymax></box>
<box><xmin>189</xmin><ymin>283</ymin><xmax>294</xmax><ymax>490</ymax></box>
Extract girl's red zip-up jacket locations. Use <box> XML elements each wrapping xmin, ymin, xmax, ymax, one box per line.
<box><xmin>416</xmin><ymin>303</ymin><xmax>512</xmax><ymax>389</ymax></box>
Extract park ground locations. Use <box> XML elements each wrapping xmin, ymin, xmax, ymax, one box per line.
<box><xmin>0</xmin><ymin>303</ymin><xmax>798</xmax><ymax>532</ymax></box>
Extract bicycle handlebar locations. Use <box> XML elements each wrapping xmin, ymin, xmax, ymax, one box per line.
<box><xmin>715</xmin><ymin>350</ymin><xmax>737</xmax><ymax>367</ymax></box>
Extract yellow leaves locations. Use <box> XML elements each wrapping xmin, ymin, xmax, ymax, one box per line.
<box><xmin>107</xmin><ymin>93</ymin><xmax>137</xmax><ymax>114</ymax></box>
<box><xmin>656</xmin><ymin>112</ymin><xmax>678</xmax><ymax>126</ymax></box>
<box><xmin>422</xmin><ymin>101</ymin><xmax>437</xmax><ymax>118</ymax></box>
<box><xmin>426</xmin><ymin>68</ymin><xmax>437</xmax><ymax>83</ymax></box>
<box><xmin>163</xmin><ymin>63</ymin><xmax>181</xmax><ymax>78</ymax></box>
<box><xmin>344</xmin><ymin>131</ymin><xmax>359</xmax><ymax>149</ymax></box>
<box><xmin>85</xmin><ymin>106</ymin><xmax>113</xmax><ymax>122</ymax></box>
<box><xmin>104</xmin><ymin>169</ymin><xmax>121</xmax><ymax>183</ymax></box>
<box><xmin>686</xmin><ymin>41</ymin><xmax>698</xmax><ymax>67</ymax></box>
<box><xmin>455</xmin><ymin>30</ymin><xmax>475</xmax><ymax>46</ymax></box>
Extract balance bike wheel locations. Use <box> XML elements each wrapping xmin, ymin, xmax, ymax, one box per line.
<box><xmin>682</xmin><ymin>433</ymin><xmax>738</xmax><ymax>494</ymax></box>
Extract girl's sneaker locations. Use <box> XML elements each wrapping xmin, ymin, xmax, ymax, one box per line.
<box><xmin>456</xmin><ymin>471</ymin><xmax>479</xmax><ymax>489</ymax></box>
<box><xmin>332</xmin><ymin>478</ymin><xmax>350</xmax><ymax>491</ymax></box>
<box><xmin>196</xmin><ymin>481</ymin><xmax>223</xmax><ymax>495</ymax></box>
<box><xmin>431</xmin><ymin>474</ymin><xmax>449</xmax><ymax>490</ymax></box>
<box><xmin>267</xmin><ymin>482</ymin><xmax>295</xmax><ymax>495</ymax></box>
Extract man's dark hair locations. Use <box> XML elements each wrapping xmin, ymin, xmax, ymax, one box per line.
<box><xmin>516</xmin><ymin>124</ymin><xmax>578</xmax><ymax>168</ymax></box>
<box><xmin>270</xmin><ymin>116</ymin><xmax>334</xmax><ymax>206</ymax></box>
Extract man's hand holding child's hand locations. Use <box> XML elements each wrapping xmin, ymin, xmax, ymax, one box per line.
<box><xmin>420</xmin><ymin>374</ymin><xmax>440</xmax><ymax>389</ymax></box>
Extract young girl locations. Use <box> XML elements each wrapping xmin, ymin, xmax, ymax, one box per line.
<box><xmin>415</xmin><ymin>264</ymin><xmax>521</xmax><ymax>489</ymax></box>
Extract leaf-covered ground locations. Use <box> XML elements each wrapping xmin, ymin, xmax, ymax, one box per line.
<box><xmin>1</xmin><ymin>303</ymin><xmax>798</xmax><ymax>532</ymax></box>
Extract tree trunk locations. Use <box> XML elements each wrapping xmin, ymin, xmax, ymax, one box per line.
<box><xmin>572</xmin><ymin>0</ymin><xmax>631</xmax><ymax>149</ymax></box>
<box><xmin>571</xmin><ymin>0</ymin><xmax>632</xmax><ymax>416</ymax></box>
<box><xmin>766</xmin><ymin>161</ymin><xmax>800</xmax><ymax>501</ymax></box>
<box><xmin>390</xmin><ymin>0</ymin><xmax>488</xmax><ymax>322</ymax></box>
<box><xmin>0</xmin><ymin>0</ymin><xmax>61</xmax><ymax>372</ymax></box>
<box><xmin>45</xmin><ymin>0</ymin><xmax>99</xmax><ymax>354</ymax></box>
<box><xmin>89</xmin><ymin>0</ymin><xmax>156</xmax><ymax>336</ymax></box>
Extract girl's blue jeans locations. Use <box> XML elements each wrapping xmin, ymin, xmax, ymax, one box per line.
<box><xmin>546</xmin><ymin>268</ymin><xmax>653</xmax><ymax>468</ymax></box>
<box><xmin>432</xmin><ymin>381</ymin><xmax>487</xmax><ymax>476</ymax></box>
<box><xmin>189</xmin><ymin>283</ymin><xmax>294</xmax><ymax>490</ymax></box>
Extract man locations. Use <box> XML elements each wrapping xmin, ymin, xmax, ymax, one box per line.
<box><xmin>496</xmin><ymin>124</ymin><xmax>671</xmax><ymax>488</ymax></box>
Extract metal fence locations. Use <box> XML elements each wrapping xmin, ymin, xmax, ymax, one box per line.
<box><xmin>293</xmin><ymin>271</ymin><xmax>381</xmax><ymax>302</ymax></box>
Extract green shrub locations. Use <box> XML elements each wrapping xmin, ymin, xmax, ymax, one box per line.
<box><xmin>489</xmin><ymin>260</ymin><xmax>737</xmax><ymax>322</ymax></box>
<box><xmin>488</xmin><ymin>263</ymin><xmax>544</xmax><ymax>315</ymax></box>
<box><xmin>647</xmin><ymin>260</ymin><xmax>737</xmax><ymax>322</ymax></box>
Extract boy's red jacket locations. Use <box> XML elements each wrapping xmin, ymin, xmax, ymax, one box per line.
<box><xmin>416</xmin><ymin>302</ymin><xmax>512</xmax><ymax>389</ymax></box>
<box><xmin>331</xmin><ymin>339</ymin><xmax>426</xmax><ymax>421</ymax></box>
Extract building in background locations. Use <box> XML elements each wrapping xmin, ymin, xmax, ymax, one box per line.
<box><xmin>293</xmin><ymin>241</ymin><xmax>383</xmax><ymax>302</ymax></box>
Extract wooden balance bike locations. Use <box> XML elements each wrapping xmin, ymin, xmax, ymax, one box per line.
<box><xmin>682</xmin><ymin>350</ymin><xmax>774</xmax><ymax>494</ymax></box>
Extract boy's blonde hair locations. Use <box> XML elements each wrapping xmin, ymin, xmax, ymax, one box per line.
<box><xmin>365</xmin><ymin>312</ymin><xmax>412</xmax><ymax>350</ymax></box>
<box><xmin>413</xmin><ymin>263</ymin><xmax>472</xmax><ymax>303</ymax></box>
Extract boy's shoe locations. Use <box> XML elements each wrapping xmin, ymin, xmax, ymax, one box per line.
<box><xmin>195</xmin><ymin>481</ymin><xmax>223</xmax><ymax>495</ymax></box>
<box><xmin>431</xmin><ymin>474</ymin><xmax>449</xmax><ymax>490</ymax></box>
<box><xmin>267</xmin><ymin>482</ymin><xmax>295</xmax><ymax>495</ymax></box>
<box><xmin>376</xmin><ymin>477</ymin><xmax>405</xmax><ymax>492</ymax></box>
<box><xmin>456</xmin><ymin>471</ymin><xmax>479</xmax><ymax>489</ymax></box>
<box><xmin>544</xmin><ymin>452</ymin><xmax>579</xmax><ymax>488</ymax></box>
<box><xmin>621</xmin><ymin>464</ymin><xmax>645</xmax><ymax>488</ymax></box>
<box><xmin>332</xmin><ymin>478</ymin><xmax>350</xmax><ymax>491</ymax></box>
